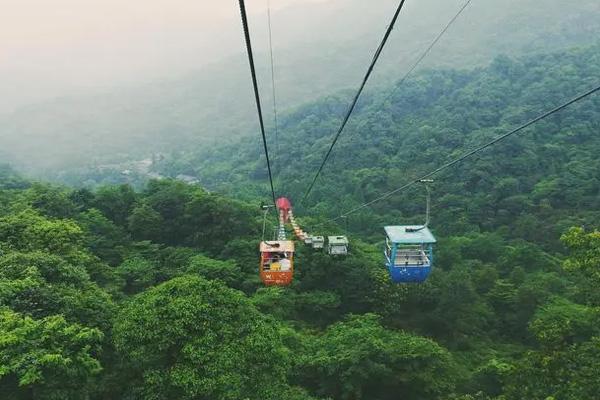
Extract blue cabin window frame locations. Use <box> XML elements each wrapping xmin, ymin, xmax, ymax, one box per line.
<box><xmin>385</xmin><ymin>238</ymin><xmax>435</xmax><ymax>283</ymax></box>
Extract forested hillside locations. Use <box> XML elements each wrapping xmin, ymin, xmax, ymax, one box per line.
<box><xmin>1</xmin><ymin>163</ymin><xmax>600</xmax><ymax>399</ymax></box>
<box><xmin>156</xmin><ymin>43</ymin><xmax>600</xmax><ymax>250</ymax></box>
<box><xmin>3</xmin><ymin>16</ymin><xmax>600</xmax><ymax>400</ymax></box>
<box><xmin>1</xmin><ymin>0</ymin><xmax>599</xmax><ymax>173</ymax></box>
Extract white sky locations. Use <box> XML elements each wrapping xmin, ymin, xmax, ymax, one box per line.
<box><xmin>1</xmin><ymin>1</ymin><xmax>306</xmax><ymax>47</ymax></box>
<box><xmin>0</xmin><ymin>0</ymin><xmax>329</xmax><ymax>112</ymax></box>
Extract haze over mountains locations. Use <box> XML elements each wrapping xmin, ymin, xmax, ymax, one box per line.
<box><xmin>1</xmin><ymin>0</ymin><xmax>599</xmax><ymax>174</ymax></box>
<box><xmin>1</xmin><ymin>4</ymin><xmax>600</xmax><ymax>398</ymax></box>
<box><xmin>0</xmin><ymin>0</ymin><xmax>328</xmax><ymax>113</ymax></box>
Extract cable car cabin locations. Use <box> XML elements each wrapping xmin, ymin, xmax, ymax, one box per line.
<box><xmin>327</xmin><ymin>236</ymin><xmax>349</xmax><ymax>255</ymax></box>
<box><xmin>311</xmin><ymin>236</ymin><xmax>325</xmax><ymax>250</ymax></box>
<box><xmin>384</xmin><ymin>225</ymin><xmax>436</xmax><ymax>283</ymax></box>
<box><xmin>260</xmin><ymin>241</ymin><xmax>294</xmax><ymax>286</ymax></box>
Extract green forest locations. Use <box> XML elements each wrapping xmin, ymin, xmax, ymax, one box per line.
<box><xmin>155</xmin><ymin>43</ymin><xmax>600</xmax><ymax>246</ymax></box>
<box><xmin>1</xmin><ymin>161</ymin><xmax>600</xmax><ymax>399</ymax></box>
<box><xmin>1</xmin><ymin>32</ymin><xmax>600</xmax><ymax>400</ymax></box>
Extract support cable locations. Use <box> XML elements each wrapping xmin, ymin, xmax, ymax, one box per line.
<box><xmin>301</xmin><ymin>0</ymin><xmax>409</xmax><ymax>203</ymax></box>
<box><xmin>239</xmin><ymin>0</ymin><xmax>277</xmax><ymax>206</ymax></box>
<box><xmin>327</xmin><ymin>83</ymin><xmax>600</xmax><ymax>222</ymax></box>
<box><xmin>381</xmin><ymin>0</ymin><xmax>473</xmax><ymax>106</ymax></box>
<box><xmin>267</xmin><ymin>0</ymin><xmax>281</xmax><ymax>157</ymax></box>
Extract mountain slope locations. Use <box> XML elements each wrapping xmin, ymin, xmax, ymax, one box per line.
<box><xmin>155</xmin><ymin>43</ymin><xmax>600</xmax><ymax>247</ymax></box>
<box><xmin>1</xmin><ymin>0</ymin><xmax>599</xmax><ymax>173</ymax></box>
<box><xmin>2</xmin><ymin>153</ymin><xmax>600</xmax><ymax>400</ymax></box>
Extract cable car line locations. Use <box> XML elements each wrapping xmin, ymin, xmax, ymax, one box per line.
<box><xmin>301</xmin><ymin>0</ymin><xmax>472</xmax><ymax>205</ymax></box>
<box><xmin>267</xmin><ymin>0</ymin><xmax>281</xmax><ymax>159</ymax></box>
<box><xmin>238</xmin><ymin>0</ymin><xmax>277</xmax><ymax>207</ymax></box>
<box><xmin>261</xmin><ymin>207</ymin><xmax>270</xmax><ymax>241</ymax></box>
<box><xmin>381</xmin><ymin>0</ymin><xmax>473</xmax><ymax>106</ymax></box>
<box><xmin>327</xmin><ymin>83</ymin><xmax>600</xmax><ymax>222</ymax></box>
<box><xmin>301</xmin><ymin>0</ymin><xmax>409</xmax><ymax>204</ymax></box>
<box><xmin>307</xmin><ymin>0</ymin><xmax>472</xmax><ymax>212</ymax></box>
<box><xmin>238</xmin><ymin>2</ymin><xmax>348</xmax><ymax>287</ymax></box>
<box><xmin>237</xmin><ymin>1</ymin><xmax>597</xmax><ymax>285</ymax></box>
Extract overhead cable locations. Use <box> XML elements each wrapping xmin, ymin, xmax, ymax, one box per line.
<box><xmin>329</xmin><ymin>83</ymin><xmax>600</xmax><ymax>221</ymax></box>
<box><xmin>381</xmin><ymin>0</ymin><xmax>473</xmax><ymax>106</ymax></box>
<box><xmin>238</xmin><ymin>0</ymin><xmax>277</xmax><ymax>206</ymax></box>
<box><xmin>301</xmin><ymin>0</ymin><xmax>409</xmax><ymax>203</ymax></box>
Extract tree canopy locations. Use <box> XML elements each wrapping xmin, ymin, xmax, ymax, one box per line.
<box><xmin>1</xmin><ymin>42</ymin><xmax>599</xmax><ymax>399</ymax></box>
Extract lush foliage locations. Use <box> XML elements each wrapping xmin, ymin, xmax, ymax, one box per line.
<box><xmin>114</xmin><ymin>276</ymin><xmax>294</xmax><ymax>400</ymax></box>
<box><xmin>1</xmin><ymin>44</ymin><xmax>600</xmax><ymax>399</ymax></box>
<box><xmin>0</xmin><ymin>309</ymin><xmax>103</xmax><ymax>400</ymax></box>
<box><xmin>0</xmin><ymin>171</ymin><xmax>598</xmax><ymax>399</ymax></box>
<box><xmin>158</xmin><ymin>43</ymin><xmax>600</xmax><ymax>250</ymax></box>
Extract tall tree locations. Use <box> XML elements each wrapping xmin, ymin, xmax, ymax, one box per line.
<box><xmin>114</xmin><ymin>275</ymin><xmax>294</xmax><ymax>400</ymax></box>
<box><xmin>0</xmin><ymin>309</ymin><xmax>103</xmax><ymax>400</ymax></box>
<box><xmin>295</xmin><ymin>314</ymin><xmax>456</xmax><ymax>400</ymax></box>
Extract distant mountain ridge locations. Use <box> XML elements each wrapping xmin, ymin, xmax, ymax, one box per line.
<box><xmin>1</xmin><ymin>0</ymin><xmax>599</xmax><ymax>174</ymax></box>
<box><xmin>153</xmin><ymin>42</ymin><xmax>600</xmax><ymax>246</ymax></box>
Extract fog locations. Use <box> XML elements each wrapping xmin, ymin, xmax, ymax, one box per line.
<box><xmin>0</xmin><ymin>0</ymin><xmax>329</xmax><ymax>112</ymax></box>
<box><xmin>1</xmin><ymin>0</ymin><xmax>599</xmax><ymax>176</ymax></box>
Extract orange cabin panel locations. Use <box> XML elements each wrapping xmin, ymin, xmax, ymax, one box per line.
<box><xmin>259</xmin><ymin>241</ymin><xmax>294</xmax><ymax>286</ymax></box>
<box><xmin>260</xmin><ymin>269</ymin><xmax>293</xmax><ymax>286</ymax></box>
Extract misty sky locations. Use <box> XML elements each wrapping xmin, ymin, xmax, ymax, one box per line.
<box><xmin>0</xmin><ymin>0</ymin><xmax>329</xmax><ymax>112</ymax></box>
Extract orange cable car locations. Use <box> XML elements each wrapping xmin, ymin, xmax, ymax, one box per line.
<box><xmin>259</xmin><ymin>240</ymin><xmax>294</xmax><ymax>286</ymax></box>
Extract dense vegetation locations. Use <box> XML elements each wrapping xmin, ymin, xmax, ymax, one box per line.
<box><xmin>2</xmin><ymin>39</ymin><xmax>600</xmax><ymax>399</ymax></box>
<box><xmin>157</xmin><ymin>43</ymin><xmax>600</xmax><ymax>249</ymax></box>
<box><xmin>1</xmin><ymin>160</ymin><xmax>599</xmax><ymax>399</ymax></box>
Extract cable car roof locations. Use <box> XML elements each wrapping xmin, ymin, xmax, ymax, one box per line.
<box><xmin>385</xmin><ymin>226</ymin><xmax>437</xmax><ymax>244</ymax></box>
<box><xmin>260</xmin><ymin>241</ymin><xmax>295</xmax><ymax>252</ymax></box>
<box><xmin>328</xmin><ymin>236</ymin><xmax>349</xmax><ymax>245</ymax></box>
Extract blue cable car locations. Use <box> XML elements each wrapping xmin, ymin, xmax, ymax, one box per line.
<box><xmin>384</xmin><ymin>225</ymin><xmax>436</xmax><ymax>283</ymax></box>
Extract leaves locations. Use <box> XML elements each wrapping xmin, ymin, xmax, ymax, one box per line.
<box><xmin>114</xmin><ymin>276</ymin><xmax>290</xmax><ymax>400</ymax></box>
<box><xmin>0</xmin><ymin>309</ymin><xmax>103</xmax><ymax>399</ymax></box>
<box><xmin>296</xmin><ymin>314</ymin><xmax>456</xmax><ymax>400</ymax></box>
